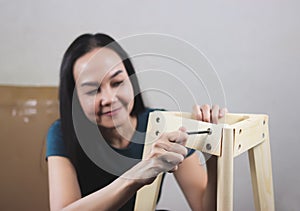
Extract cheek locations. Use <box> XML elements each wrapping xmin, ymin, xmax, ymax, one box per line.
<box><xmin>77</xmin><ymin>93</ymin><xmax>96</xmax><ymax>115</ymax></box>
<box><xmin>117</xmin><ymin>82</ymin><xmax>135</xmax><ymax>104</ymax></box>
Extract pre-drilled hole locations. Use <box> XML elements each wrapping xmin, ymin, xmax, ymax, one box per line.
<box><xmin>238</xmin><ymin>144</ymin><xmax>242</xmax><ymax>150</ymax></box>
<box><xmin>239</xmin><ymin>129</ymin><xmax>242</xmax><ymax>134</ymax></box>
<box><xmin>156</xmin><ymin>117</ymin><xmax>160</xmax><ymax>123</ymax></box>
<box><xmin>262</xmin><ymin>133</ymin><xmax>265</xmax><ymax>138</ymax></box>
<box><xmin>263</xmin><ymin>120</ymin><xmax>266</xmax><ymax>125</ymax></box>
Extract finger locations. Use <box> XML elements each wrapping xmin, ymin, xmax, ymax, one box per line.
<box><xmin>153</xmin><ymin>141</ymin><xmax>188</xmax><ymax>157</ymax></box>
<box><xmin>160</xmin><ymin>152</ymin><xmax>184</xmax><ymax>170</ymax></box>
<box><xmin>178</xmin><ymin>126</ymin><xmax>187</xmax><ymax>133</ymax></box>
<box><xmin>192</xmin><ymin>104</ymin><xmax>202</xmax><ymax>120</ymax></box>
<box><xmin>211</xmin><ymin>104</ymin><xmax>220</xmax><ymax>124</ymax></box>
<box><xmin>148</xmin><ymin>147</ymin><xmax>166</xmax><ymax>159</ymax></box>
<box><xmin>219</xmin><ymin>107</ymin><xmax>228</xmax><ymax>118</ymax></box>
<box><xmin>168</xmin><ymin>165</ymin><xmax>178</xmax><ymax>173</ymax></box>
<box><xmin>201</xmin><ymin>104</ymin><xmax>211</xmax><ymax>122</ymax></box>
<box><xmin>166</xmin><ymin>130</ymin><xmax>188</xmax><ymax>145</ymax></box>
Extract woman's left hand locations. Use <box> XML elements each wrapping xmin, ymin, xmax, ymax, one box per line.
<box><xmin>192</xmin><ymin>104</ymin><xmax>228</xmax><ymax>124</ymax></box>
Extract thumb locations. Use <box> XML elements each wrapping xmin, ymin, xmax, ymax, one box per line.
<box><xmin>179</xmin><ymin>126</ymin><xmax>187</xmax><ymax>132</ymax></box>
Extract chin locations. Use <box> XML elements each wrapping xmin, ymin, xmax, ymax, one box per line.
<box><xmin>97</xmin><ymin>117</ymin><xmax>127</xmax><ymax>129</ymax></box>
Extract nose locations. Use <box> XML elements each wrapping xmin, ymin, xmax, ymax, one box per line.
<box><xmin>98</xmin><ymin>87</ymin><xmax>117</xmax><ymax>106</ymax></box>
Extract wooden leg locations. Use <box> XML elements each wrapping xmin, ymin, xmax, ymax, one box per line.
<box><xmin>134</xmin><ymin>174</ymin><xmax>163</xmax><ymax>211</ymax></box>
<box><xmin>248</xmin><ymin>132</ymin><xmax>275</xmax><ymax>211</ymax></box>
<box><xmin>217</xmin><ymin>128</ymin><xmax>234</xmax><ymax>211</ymax></box>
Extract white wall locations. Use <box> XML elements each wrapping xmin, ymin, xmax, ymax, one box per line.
<box><xmin>1</xmin><ymin>0</ymin><xmax>300</xmax><ymax>210</ymax></box>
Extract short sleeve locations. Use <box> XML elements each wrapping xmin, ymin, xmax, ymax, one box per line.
<box><xmin>186</xmin><ymin>148</ymin><xmax>195</xmax><ymax>157</ymax></box>
<box><xmin>46</xmin><ymin>120</ymin><xmax>69</xmax><ymax>160</ymax></box>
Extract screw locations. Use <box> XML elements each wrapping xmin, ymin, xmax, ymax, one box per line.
<box><xmin>206</xmin><ymin>143</ymin><xmax>212</xmax><ymax>151</ymax></box>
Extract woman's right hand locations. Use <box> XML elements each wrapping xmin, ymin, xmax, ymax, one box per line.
<box><xmin>123</xmin><ymin>127</ymin><xmax>188</xmax><ymax>186</ymax></box>
<box><xmin>146</xmin><ymin>127</ymin><xmax>188</xmax><ymax>173</ymax></box>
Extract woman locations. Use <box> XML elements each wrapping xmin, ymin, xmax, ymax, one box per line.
<box><xmin>46</xmin><ymin>33</ymin><xmax>227</xmax><ymax>211</ymax></box>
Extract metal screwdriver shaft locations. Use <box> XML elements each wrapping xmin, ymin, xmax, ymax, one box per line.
<box><xmin>187</xmin><ymin>128</ymin><xmax>212</xmax><ymax>135</ymax></box>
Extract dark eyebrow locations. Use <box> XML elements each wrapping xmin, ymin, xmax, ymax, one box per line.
<box><xmin>109</xmin><ymin>70</ymin><xmax>123</xmax><ymax>79</ymax></box>
<box><xmin>80</xmin><ymin>70</ymin><xmax>123</xmax><ymax>87</ymax></box>
<box><xmin>81</xmin><ymin>81</ymin><xmax>99</xmax><ymax>87</ymax></box>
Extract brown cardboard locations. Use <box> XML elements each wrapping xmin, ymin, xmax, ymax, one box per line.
<box><xmin>0</xmin><ymin>85</ymin><xmax>59</xmax><ymax>211</ymax></box>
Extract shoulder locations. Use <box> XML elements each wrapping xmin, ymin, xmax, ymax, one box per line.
<box><xmin>148</xmin><ymin>107</ymin><xmax>166</xmax><ymax>113</ymax></box>
<box><xmin>140</xmin><ymin>107</ymin><xmax>166</xmax><ymax>119</ymax></box>
<box><xmin>46</xmin><ymin>119</ymin><xmax>69</xmax><ymax>159</ymax></box>
<box><xmin>47</xmin><ymin>119</ymin><xmax>62</xmax><ymax>143</ymax></box>
<box><xmin>48</xmin><ymin>119</ymin><xmax>61</xmax><ymax>134</ymax></box>
<box><xmin>136</xmin><ymin>108</ymin><xmax>165</xmax><ymax>132</ymax></box>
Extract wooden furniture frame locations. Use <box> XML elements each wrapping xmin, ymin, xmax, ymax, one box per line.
<box><xmin>134</xmin><ymin>111</ymin><xmax>275</xmax><ymax>211</ymax></box>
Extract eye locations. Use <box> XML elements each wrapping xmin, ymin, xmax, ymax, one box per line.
<box><xmin>112</xmin><ymin>81</ymin><xmax>124</xmax><ymax>87</ymax></box>
<box><xmin>86</xmin><ymin>90</ymin><xmax>97</xmax><ymax>95</ymax></box>
<box><xmin>86</xmin><ymin>87</ymin><xmax>100</xmax><ymax>95</ymax></box>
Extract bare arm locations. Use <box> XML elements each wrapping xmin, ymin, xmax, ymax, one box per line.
<box><xmin>48</xmin><ymin>156</ymin><xmax>142</xmax><ymax>211</ymax></box>
<box><xmin>174</xmin><ymin>153</ymin><xmax>217</xmax><ymax>211</ymax></box>
<box><xmin>48</xmin><ymin>129</ymin><xmax>189</xmax><ymax>211</ymax></box>
<box><xmin>202</xmin><ymin>154</ymin><xmax>217</xmax><ymax>211</ymax></box>
<box><xmin>174</xmin><ymin>152</ymin><xmax>208</xmax><ymax>211</ymax></box>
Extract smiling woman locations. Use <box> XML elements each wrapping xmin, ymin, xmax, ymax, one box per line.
<box><xmin>46</xmin><ymin>33</ymin><xmax>227</xmax><ymax>211</ymax></box>
<box><xmin>74</xmin><ymin>48</ymin><xmax>136</xmax><ymax>130</ymax></box>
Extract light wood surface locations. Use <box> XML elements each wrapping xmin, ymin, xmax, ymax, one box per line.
<box><xmin>135</xmin><ymin>111</ymin><xmax>275</xmax><ymax>211</ymax></box>
<box><xmin>216</xmin><ymin>127</ymin><xmax>234</xmax><ymax>211</ymax></box>
<box><xmin>248</xmin><ymin>121</ymin><xmax>275</xmax><ymax>211</ymax></box>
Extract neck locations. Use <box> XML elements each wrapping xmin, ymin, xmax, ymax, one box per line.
<box><xmin>99</xmin><ymin>115</ymin><xmax>137</xmax><ymax>149</ymax></box>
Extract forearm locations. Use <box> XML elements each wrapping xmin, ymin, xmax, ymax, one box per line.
<box><xmin>61</xmin><ymin>176</ymin><xmax>141</xmax><ymax>211</ymax></box>
<box><xmin>50</xmin><ymin>129</ymin><xmax>188</xmax><ymax>211</ymax></box>
<box><xmin>59</xmin><ymin>159</ymin><xmax>158</xmax><ymax>211</ymax></box>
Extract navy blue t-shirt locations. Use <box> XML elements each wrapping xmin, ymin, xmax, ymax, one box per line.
<box><xmin>46</xmin><ymin>108</ymin><xmax>194</xmax><ymax>210</ymax></box>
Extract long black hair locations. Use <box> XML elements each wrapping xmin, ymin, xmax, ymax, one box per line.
<box><xmin>59</xmin><ymin>33</ymin><xmax>145</xmax><ymax>169</ymax></box>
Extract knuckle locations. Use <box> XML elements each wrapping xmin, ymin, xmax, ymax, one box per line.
<box><xmin>212</xmin><ymin>104</ymin><xmax>219</xmax><ymax>109</ymax></box>
<box><xmin>183</xmin><ymin>147</ymin><xmax>188</xmax><ymax>157</ymax></box>
<box><xmin>178</xmin><ymin>145</ymin><xmax>188</xmax><ymax>157</ymax></box>
<box><xmin>181</xmin><ymin>131</ymin><xmax>188</xmax><ymax>140</ymax></box>
<box><xmin>164</xmin><ymin>143</ymin><xmax>172</xmax><ymax>151</ymax></box>
<box><xmin>175</xmin><ymin>131</ymin><xmax>181</xmax><ymax>139</ymax></box>
<box><xmin>201</xmin><ymin>104</ymin><xmax>210</xmax><ymax>110</ymax></box>
<box><xmin>152</xmin><ymin>142</ymin><xmax>161</xmax><ymax>148</ymax></box>
<box><xmin>150</xmin><ymin>151</ymin><xmax>159</xmax><ymax>158</ymax></box>
<box><xmin>178</xmin><ymin>154</ymin><xmax>184</xmax><ymax>163</ymax></box>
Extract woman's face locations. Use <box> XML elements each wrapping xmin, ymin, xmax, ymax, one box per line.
<box><xmin>73</xmin><ymin>47</ymin><xmax>135</xmax><ymax>128</ymax></box>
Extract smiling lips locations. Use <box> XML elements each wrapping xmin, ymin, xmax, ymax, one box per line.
<box><xmin>99</xmin><ymin>107</ymin><xmax>122</xmax><ymax>117</ymax></box>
